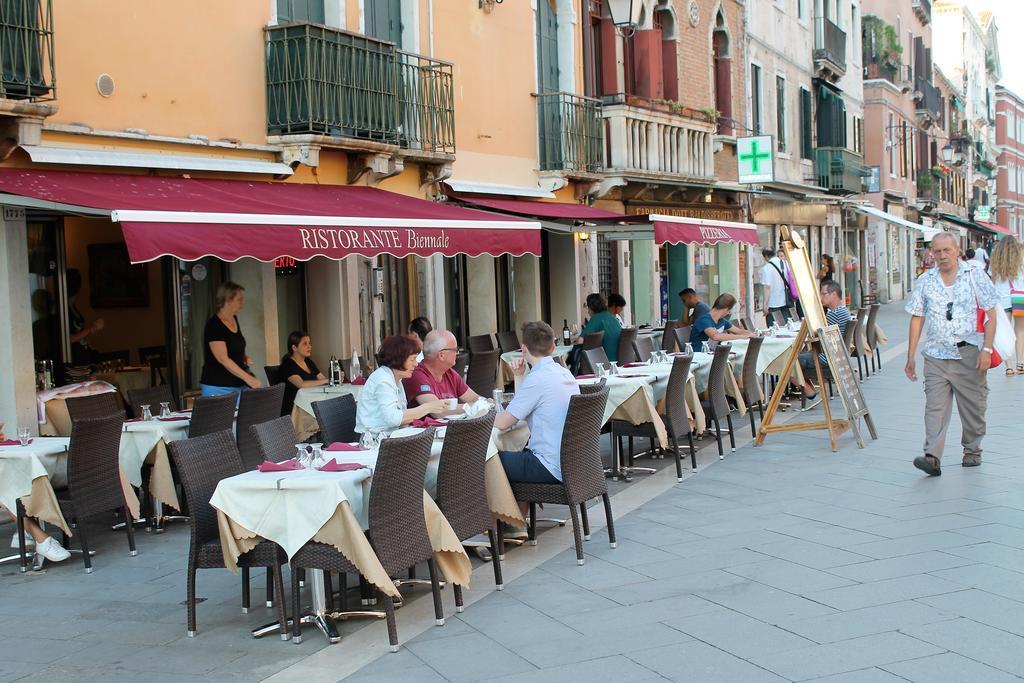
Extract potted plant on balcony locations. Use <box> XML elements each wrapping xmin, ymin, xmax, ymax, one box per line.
<box><xmin>916</xmin><ymin>172</ymin><xmax>934</xmax><ymax>198</ymax></box>
<box><xmin>699</xmin><ymin>107</ymin><xmax>721</xmax><ymax>125</ymax></box>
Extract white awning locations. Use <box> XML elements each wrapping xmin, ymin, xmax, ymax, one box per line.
<box><xmin>19</xmin><ymin>145</ymin><xmax>294</xmax><ymax>176</ymax></box>
<box><xmin>444</xmin><ymin>179</ymin><xmax>556</xmax><ymax>198</ymax></box>
<box><xmin>853</xmin><ymin>204</ymin><xmax>926</xmax><ymax>232</ymax></box>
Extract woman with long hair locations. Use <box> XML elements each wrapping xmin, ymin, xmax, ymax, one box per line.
<box><xmin>988</xmin><ymin>236</ymin><xmax>1024</xmax><ymax>375</ymax></box>
<box><xmin>818</xmin><ymin>254</ymin><xmax>836</xmax><ymax>285</ymax></box>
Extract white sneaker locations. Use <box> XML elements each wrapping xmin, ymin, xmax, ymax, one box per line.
<box><xmin>10</xmin><ymin>532</ymin><xmax>35</xmax><ymax>549</ymax></box>
<box><xmin>35</xmin><ymin>536</ymin><xmax>70</xmax><ymax>562</ymax></box>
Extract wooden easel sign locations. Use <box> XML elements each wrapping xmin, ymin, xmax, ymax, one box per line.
<box><xmin>754</xmin><ymin>226</ymin><xmax>877</xmax><ymax>452</ymax></box>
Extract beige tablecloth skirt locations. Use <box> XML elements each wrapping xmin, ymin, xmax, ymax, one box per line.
<box><xmin>22</xmin><ymin>475</ymin><xmax>72</xmax><ymax>536</ymax></box>
<box><xmin>291</xmin><ymin>406</ymin><xmax>319</xmax><ymax>442</ymax></box>
<box><xmin>608</xmin><ymin>386</ymin><xmax>669</xmax><ymax>447</ymax></box>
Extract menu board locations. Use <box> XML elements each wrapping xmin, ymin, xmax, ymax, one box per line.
<box><xmin>818</xmin><ymin>325</ymin><xmax>868</xmax><ymax>420</ymax></box>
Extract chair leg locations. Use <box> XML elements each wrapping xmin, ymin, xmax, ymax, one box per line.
<box><xmin>671</xmin><ymin>435</ymin><xmax>682</xmax><ymax>482</ymax></box>
<box><xmin>265</xmin><ymin>569</ymin><xmax>274</xmax><ymax>608</ymax></box>
<box><xmin>77</xmin><ymin>518</ymin><xmax>93</xmax><ymax>574</ymax></box>
<box><xmin>528</xmin><ymin>502</ymin><xmax>537</xmax><ymax>546</ymax></box>
<box><xmin>712</xmin><ymin>416</ymin><xmax>724</xmax><ymax>459</ymax></box>
<box><xmin>383</xmin><ymin>593</ymin><xmax>399</xmax><ymax>652</ymax></box>
<box><xmin>748</xmin><ymin>408</ymin><xmax>756</xmax><ymax>438</ymax></box>
<box><xmin>686</xmin><ymin>430</ymin><xmax>697</xmax><ymax>470</ymax></box>
<box><xmin>241</xmin><ymin>567</ymin><xmax>251</xmax><ymax>613</ymax></box>
<box><xmin>124</xmin><ymin>506</ymin><xmax>137</xmax><ymax>557</ymax></box>
<box><xmin>453</xmin><ymin>583</ymin><xmax>464</xmax><ymax>613</ymax></box>
<box><xmin>15</xmin><ymin>500</ymin><xmax>29</xmax><ymax>573</ymax></box>
<box><xmin>426</xmin><ymin>558</ymin><xmax>445</xmax><ymax>626</ymax></box>
<box><xmin>291</xmin><ymin>568</ymin><xmax>302</xmax><ymax>642</ymax></box>
<box><xmin>186</xmin><ymin>561</ymin><xmax>197</xmax><ymax>636</ymax></box>
<box><xmin>567</xmin><ymin>504</ymin><xmax>585</xmax><ymax>565</ymax></box>
<box><xmin>579</xmin><ymin>503</ymin><xmax>591</xmax><ymax>540</ymax></box>
<box><xmin>602</xmin><ymin>493</ymin><xmax>617</xmax><ymax>549</ymax></box>
<box><xmin>272</xmin><ymin>563</ymin><xmax>289</xmax><ymax>640</ymax></box>
<box><xmin>726</xmin><ymin>413</ymin><xmax>737</xmax><ymax>452</ymax></box>
<box><xmin>488</xmin><ymin>528</ymin><xmax>503</xmax><ymax>591</ymax></box>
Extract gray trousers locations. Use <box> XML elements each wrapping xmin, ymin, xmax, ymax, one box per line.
<box><xmin>922</xmin><ymin>345</ymin><xmax>988</xmax><ymax>461</ymax></box>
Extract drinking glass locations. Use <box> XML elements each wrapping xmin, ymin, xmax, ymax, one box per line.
<box><xmin>502</xmin><ymin>392</ymin><xmax>514</xmax><ymax>408</ymax></box>
<box><xmin>140</xmin><ymin>405</ymin><xmax>152</xmax><ymax>421</ymax></box>
<box><xmin>684</xmin><ymin>342</ymin><xmax>694</xmax><ymax>355</ymax></box>
<box><xmin>609</xmin><ymin>361</ymin><xmax>619</xmax><ymax>376</ymax></box>
<box><xmin>310</xmin><ymin>444</ymin><xmax>325</xmax><ymax>469</ymax></box>
<box><xmin>701</xmin><ymin>341</ymin><xmax>711</xmax><ymax>354</ymax></box>
<box><xmin>294</xmin><ymin>444</ymin><xmax>307</xmax><ymax>464</ymax></box>
<box><xmin>359</xmin><ymin>431</ymin><xmax>379</xmax><ymax>450</ymax></box>
<box><xmin>159</xmin><ymin>402</ymin><xmax>171</xmax><ymax>418</ymax></box>
<box><xmin>18</xmin><ymin>428</ymin><xmax>31</xmax><ymax>446</ymax></box>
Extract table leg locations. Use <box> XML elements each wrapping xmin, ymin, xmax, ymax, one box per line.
<box><xmin>252</xmin><ymin>569</ymin><xmax>345</xmax><ymax>644</ymax></box>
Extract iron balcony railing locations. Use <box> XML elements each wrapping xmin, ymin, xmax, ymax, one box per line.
<box><xmin>914</xmin><ymin>77</ymin><xmax>942</xmax><ymax>121</ymax></box>
<box><xmin>265</xmin><ymin>23</ymin><xmax>455</xmax><ymax>155</ymax></box>
<box><xmin>0</xmin><ymin>0</ymin><xmax>55</xmax><ymax>101</ymax></box>
<box><xmin>536</xmin><ymin>91</ymin><xmax>604</xmax><ymax>173</ymax></box>
<box><xmin>815</xmin><ymin>147</ymin><xmax>867</xmax><ymax>195</ymax></box>
<box><xmin>813</xmin><ymin>17</ymin><xmax>847</xmax><ymax>75</ymax></box>
<box><xmin>863</xmin><ymin>59</ymin><xmax>912</xmax><ymax>89</ymax></box>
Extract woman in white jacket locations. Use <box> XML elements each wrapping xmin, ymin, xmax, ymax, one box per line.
<box><xmin>989</xmin><ymin>236</ymin><xmax>1024</xmax><ymax>374</ymax></box>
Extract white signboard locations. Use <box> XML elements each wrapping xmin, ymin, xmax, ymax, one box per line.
<box><xmin>737</xmin><ymin>135</ymin><xmax>775</xmax><ymax>184</ymax></box>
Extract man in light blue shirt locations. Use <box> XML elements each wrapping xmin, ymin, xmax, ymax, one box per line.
<box><xmin>494</xmin><ymin>321</ymin><xmax>580</xmax><ymax>483</ymax></box>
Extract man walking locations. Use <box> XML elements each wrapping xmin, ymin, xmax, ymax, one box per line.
<box><xmin>905</xmin><ymin>232</ymin><xmax>999</xmax><ymax>476</ymax></box>
<box><xmin>761</xmin><ymin>248</ymin><xmax>793</xmax><ymax>323</ymax></box>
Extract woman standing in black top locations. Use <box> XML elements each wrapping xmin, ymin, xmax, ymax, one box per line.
<box><xmin>279</xmin><ymin>330</ymin><xmax>328</xmax><ymax>415</ymax></box>
<box><xmin>200</xmin><ymin>281</ymin><xmax>261</xmax><ymax>397</ymax></box>
<box><xmin>818</xmin><ymin>254</ymin><xmax>836</xmax><ymax>286</ymax></box>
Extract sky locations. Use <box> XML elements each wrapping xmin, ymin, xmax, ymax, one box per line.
<box><xmin>964</xmin><ymin>0</ymin><xmax>1024</xmax><ymax>95</ymax></box>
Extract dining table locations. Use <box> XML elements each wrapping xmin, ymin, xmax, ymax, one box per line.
<box><xmin>291</xmin><ymin>384</ymin><xmax>363</xmax><ymax>441</ymax></box>
<box><xmin>0</xmin><ymin>437</ymin><xmax>73</xmax><ymax>545</ymax></box>
<box><xmin>120</xmin><ymin>415</ymin><xmax>192</xmax><ymax>520</ymax></box>
<box><xmin>37</xmin><ymin>381</ymin><xmax>119</xmax><ymax>436</ymax></box>
<box><xmin>499</xmin><ymin>344</ymin><xmax>574</xmax><ymax>386</ymax></box>
<box><xmin>92</xmin><ymin>367</ymin><xmax>152</xmax><ymax>405</ymax></box>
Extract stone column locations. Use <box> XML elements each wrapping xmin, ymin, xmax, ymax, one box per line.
<box><xmin>0</xmin><ymin>208</ymin><xmax>39</xmax><ymax>434</ymax></box>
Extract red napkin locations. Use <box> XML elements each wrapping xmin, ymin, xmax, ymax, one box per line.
<box><xmin>325</xmin><ymin>442</ymin><xmax>367</xmax><ymax>452</ymax></box>
<box><xmin>618</xmin><ymin>374</ymin><xmax>646</xmax><ymax>379</ymax></box>
<box><xmin>352</xmin><ymin>376</ymin><xmax>367</xmax><ymax>386</ymax></box>
<box><xmin>0</xmin><ymin>439</ymin><xmax>31</xmax><ymax>446</ymax></box>
<box><xmin>575</xmin><ymin>374</ymin><xmax>595</xmax><ymax>380</ymax></box>
<box><xmin>411</xmin><ymin>417</ymin><xmax>447</xmax><ymax>428</ymax></box>
<box><xmin>257</xmin><ymin>459</ymin><xmax>302</xmax><ymax>472</ymax></box>
<box><xmin>318</xmin><ymin>458</ymin><xmax>368</xmax><ymax>472</ymax></box>
<box><xmin>124</xmin><ymin>417</ymin><xmax>145</xmax><ymax>423</ymax></box>
<box><xmin>624</xmin><ymin>363</ymin><xmax>647</xmax><ymax>368</ymax></box>
<box><xmin>157</xmin><ymin>416</ymin><xmax>190</xmax><ymax>422</ymax></box>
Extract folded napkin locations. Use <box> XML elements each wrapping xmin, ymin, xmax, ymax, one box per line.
<box><xmin>618</xmin><ymin>374</ymin><xmax>646</xmax><ymax>379</ymax></box>
<box><xmin>0</xmin><ymin>439</ymin><xmax>31</xmax><ymax>446</ymax></box>
<box><xmin>463</xmin><ymin>398</ymin><xmax>491</xmax><ymax>418</ymax></box>
<box><xmin>257</xmin><ymin>458</ymin><xmax>302</xmax><ymax>472</ymax></box>
<box><xmin>157</xmin><ymin>415</ymin><xmax>190</xmax><ymax>422</ymax></box>
<box><xmin>325</xmin><ymin>442</ymin><xmax>366</xmax><ymax>452</ymax></box>
<box><xmin>352</xmin><ymin>376</ymin><xmax>367</xmax><ymax>386</ymax></box>
<box><xmin>575</xmin><ymin>374</ymin><xmax>595</xmax><ymax>380</ymax></box>
<box><xmin>318</xmin><ymin>458</ymin><xmax>368</xmax><ymax>472</ymax></box>
<box><xmin>411</xmin><ymin>417</ymin><xmax>447</xmax><ymax>428</ymax></box>
<box><xmin>624</xmin><ymin>362</ymin><xmax>647</xmax><ymax>368</ymax></box>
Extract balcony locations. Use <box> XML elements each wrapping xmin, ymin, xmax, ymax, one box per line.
<box><xmin>602</xmin><ymin>96</ymin><xmax>716</xmax><ymax>184</ymax></box>
<box><xmin>0</xmin><ymin>0</ymin><xmax>54</xmax><ymax>102</ymax></box>
<box><xmin>863</xmin><ymin>60</ymin><xmax>913</xmax><ymax>92</ymax></box>
<box><xmin>814</xmin><ymin>147</ymin><xmax>867</xmax><ymax>195</ymax></box>
<box><xmin>265</xmin><ymin>23</ymin><xmax>455</xmax><ymax>157</ymax></box>
<box><xmin>536</xmin><ymin>92</ymin><xmax>604</xmax><ymax>175</ymax></box>
<box><xmin>914</xmin><ymin>77</ymin><xmax>943</xmax><ymax>125</ymax></box>
<box><xmin>813</xmin><ymin>17</ymin><xmax>847</xmax><ymax>81</ymax></box>
<box><xmin>912</xmin><ymin>0</ymin><xmax>931</xmax><ymax>24</ymax></box>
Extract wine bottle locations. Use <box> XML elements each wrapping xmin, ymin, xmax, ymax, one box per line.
<box><xmin>562</xmin><ymin>319</ymin><xmax>572</xmax><ymax>345</ymax></box>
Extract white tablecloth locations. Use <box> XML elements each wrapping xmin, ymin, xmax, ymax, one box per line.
<box><xmin>120</xmin><ymin>418</ymin><xmax>190</xmax><ymax>491</ymax></box>
<box><xmin>0</xmin><ymin>438</ymin><xmax>71</xmax><ymax>534</ymax></box>
<box><xmin>499</xmin><ymin>345</ymin><xmax>574</xmax><ymax>385</ymax></box>
<box><xmin>293</xmin><ymin>384</ymin><xmax>363</xmax><ymax>418</ymax></box>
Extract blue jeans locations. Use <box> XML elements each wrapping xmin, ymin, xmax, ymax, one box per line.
<box><xmin>499</xmin><ymin>449</ymin><xmax>560</xmax><ymax>484</ymax></box>
<box><xmin>200</xmin><ymin>384</ymin><xmax>244</xmax><ymax>406</ymax></box>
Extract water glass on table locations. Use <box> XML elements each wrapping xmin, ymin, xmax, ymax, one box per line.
<box><xmin>18</xmin><ymin>428</ymin><xmax>31</xmax><ymax>446</ymax></box>
<box><xmin>139</xmin><ymin>404</ymin><xmax>153</xmax><ymax>421</ymax></box>
<box><xmin>684</xmin><ymin>342</ymin><xmax>694</xmax><ymax>356</ymax></box>
<box><xmin>159</xmin><ymin>401</ymin><xmax>172</xmax><ymax>418</ymax></box>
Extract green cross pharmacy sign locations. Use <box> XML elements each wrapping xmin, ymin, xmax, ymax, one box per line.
<box><xmin>737</xmin><ymin>135</ymin><xmax>775</xmax><ymax>184</ymax></box>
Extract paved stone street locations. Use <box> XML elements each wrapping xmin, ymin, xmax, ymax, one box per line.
<box><xmin>5</xmin><ymin>303</ymin><xmax>1024</xmax><ymax>682</ymax></box>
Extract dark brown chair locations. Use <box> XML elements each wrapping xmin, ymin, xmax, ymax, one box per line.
<box><xmin>581</xmin><ymin>330</ymin><xmax>604</xmax><ymax>351</ymax></box>
<box><xmin>853</xmin><ymin>308</ymin><xmax>871</xmax><ymax>380</ymax></box>
<box><xmin>578</xmin><ymin>378</ymin><xmax>607</xmax><ymax>394</ymax></box>
<box><xmin>661</xmin><ymin>321</ymin><xmax>678</xmax><ymax>352</ymax></box>
<box><xmin>581</xmin><ymin>346</ymin><xmax>610</xmax><ymax>376</ymax></box>
<box><xmin>788</xmin><ymin>305</ymin><xmax>801</xmax><ymax>322</ymax></box>
<box><xmin>866</xmin><ymin>303</ymin><xmax>881</xmax><ymax>371</ymax></box>
<box><xmin>127</xmin><ymin>385</ymin><xmax>177</xmax><ymax>418</ymax></box>
<box><xmin>188</xmin><ymin>393</ymin><xmax>237</xmax><ymax>438</ymax></box>
<box><xmin>139</xmin><ymin>345</ymin><xmax>168</xmax><ymax>386</ymax></box>
<box><xmin>738</xmin><ymin>336</ymin><xmax>766</xmax><ymax>436</ymax></box>
<box><xmin>610</xmin><ymin>355</ymin><xmax>696</xmax><ymax>481</ymax></box>
<box><xmin>264</xmin><ymin>365</ymin><xmax>282</xmax><ymax>385</ymax></box>
<box><xmin>435</xmin><ymin>411</ymin><xmax>502</xmax><ymax>611</ymax></box>
<box><xmin>771</xmin><ymin>309</ymin><xmax>788</xmax><ymax>327</ymax></box>
<box><xmin>251</xmin><ymin>416</ymin><xmax>298</xmax><ymax>464</ymax></box>
<box><xmin>53</xmin><ymin>415</ymin><xmax>134</xmax><ymax>573</ymax></box>
<box><xmin>290</xmin><ymin>428</ymin><xmax>443</xmax><ymax>651</ymax></box>
<box><xmin>466</xmin><ymin>349</ymin><xmax>500</xmax><ymax>396</ymax></box>
<box><xmin>312</xmin><ymin>394</ymin><xmax>358</xmax><ymax>445</ymax></box>
<box><xmin>236</xmin><ymin>384</ymin><xmax>285</xmax><ymax>470</ymax></box>
<box><xmin>743</xmin><ymin>316</ymin><xmax>756</xmax><ymax>332</ymax></box>
<box><xmin>673</xmin><ymin>325</ymin><xmax>693</xmax><ymax>351</ymax></box>
<box><xmin>467</xmin><ymin>334</ymin><xmax>495</xmax><ymax>353</ymax></box>
<box><xmin>496</xmin><ymin>330</ymin><xmax>520</xmax><ymax>354</ymax></box>
<box><xmin>65</xmin><ymin>393</ymin><xmax>123</xmax><ymax>423</ymax></box>
<box><xmin>633</xmin><ymin>335</ymin><xmax>655</xmax><ymax>363</ymax></box>
<box><xmin>617</xmin><ymin>327</ymin><xmax>639</xmax><ymax>365</ymax></box>
<box><xmin>452</xmin><ymin>352</ymin><xmax>470</xmax><ymax>379</ymax></box>
<box><xmin>510</xmin><ymin>388</ymin><xmax>615</xmax><ymax>566</ymax></box>
<box><xmin>700</xmin><ymin>344</ymin><xmax>736</xmax><ymax>459</ymax></box>
<box><xmin>167</xmin><ymin>430</ymin><xmax>288</xmax><ymax>638</ymax></box>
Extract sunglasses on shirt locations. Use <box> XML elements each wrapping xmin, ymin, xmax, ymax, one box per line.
<box><xmin>946</xmin><ymin>302</ymin><xmax>953</xmax><ymax>321</ymax></box>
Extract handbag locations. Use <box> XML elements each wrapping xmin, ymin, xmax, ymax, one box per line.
<box><xmin>970</xmin><ymin>270</ymin><xmax>1007</xmax><ymax>369</ymax></box>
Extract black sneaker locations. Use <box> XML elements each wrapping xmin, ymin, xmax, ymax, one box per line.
<box><xmin>913</xmin><ymin>455</ymin><xmax>941</xmax><ymax>476</ymax></box>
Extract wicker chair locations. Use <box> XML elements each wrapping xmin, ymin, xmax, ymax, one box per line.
<box><xmin>581</xmin><ymin>346</ymin><xmax>610</xmax><ymax>376</ymax></box>
<box><xmin>65</xmin><ymin>393</ymin><xmax>123</xmax><ymax>423</ymax></box>
<box><xmin>127</xmin><ymin>385</ymin><xmax>177</xmax><ymax>418</ymax></box>
<box><xmin>853</xmin><ymin>308</ymin><xmax>871</xmax><ymax>380</ymax></box>
<box><xmin>53</xmin><ymin>415</ymin><xmax>134</xmax><ymax>573</ymax></box>
<box><xmin>466</xmin><ymin>348</ymin><xmax>500</xmax><ymax>396</ymax></box>
<box><xmin>510</xmin><ymin>388</ymin><xmax>615</xmax><ymax>566</ymax></box>
<box><xmin>251</xmin><ymin>416</ymin><xmax>298</xmax><ymax>464</ymax></box>
<box><xmin>866</xmin><ymin>303</ymin><xmax>881</xmax><ymax>371</ymax></box>
<box><xmin>771</xmin><ymin>309</ymin><xmax>788</xmax><ymax>327</ymax></box>
<box><xmin>236</xmin><ymin>384</ymin><xmax>285</xmax><ymax>470</ymax></box>
<box><xmin>467</xmin><ymin>334</ymin><xmax>495</xmax><ymax>353</ymax></box>
<box><xmin>264</xmin><ymin>365</ymin><xmax>282</xmax><ymax>385</ymax></box>
<box><xmin>188</xmin><ymin>393</ymin><xmax>237</xmax><ymax>438</ymax></box>
<box><xmin>581</xmin><ymin>330</ymin><xmax>604</xmax><ymax>351</ymax></box>
<box><xmin>743</xmin><ymin>316</ymin><xmax>756</xmax><ymax>332</ymax></box>
<box><xmin>738</xmin><ymin>336</ymin><xmax>766</xmax><ymax>436</ymax></box>
<box><xmin>633</xmin><ymin>335</ymin><xmax>655</xmax><ymax>363</ymax></box>
<box><xmin>167</xmin><ymin>430</ymin><xmax>288</xmax><ymax>638</ymax></box>
<box><xmin>788</xmin><ymin>305</ymin><xmax>801</xmax><ymax>322</ymax></box>
<box><xmin>496</xmin><ymin>330</ymin><xmax>520</xmax><ymax>354</ymax></box>
<box><xmin>617</xmin><ymin>328</ymin><xmax>639</xmax><ymax>365</ymax></box>
<box><xmin>611</xmin><ymin>355</ymin><xmax>696</xmax><ymax>481</ymax></box>
<box><xmin>700</xmin><ymin>343</ymin><xmax>736</xmax><ymax>458</ymax></box>
<box><xmin>661</xmin><ymin>321</ymin><xmax>678</xmax><ymax>352</ymax></box>
<box><xmin>578</xmin><ymin>378</ymin><xmax>607</xmax><ymax>395</ymax></box>
<box><xmin>453</xmin><ymin>352</ymin><xmax>470</xmax><ymax>380</ymax></box>
<box><xmin>673</xmin><ymin>325</ymin><xmax>693</xmax><ymax>351</ymax></box>
<box><xmin>435</xmin><ymin>411</ymin><xmax>501</xmax><ymax>611</ymax></box>
<box><xmin>312</xmin><ymin>394</ymin><xmax>358</xmax><ymax>445</ymax></box>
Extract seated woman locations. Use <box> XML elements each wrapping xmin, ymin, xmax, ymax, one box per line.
<box><xmin>574</xmin><ymin>292</ymin><xmax>622</xmax><ymax>362</ymax></box>
<box><xmin>279</xmin><ymin>330</ymin><xmax>328</xmax><ymax>415</ymax></box>
<box><xmin>690</xmin><ymin>293</ymin><xmax>758</xmax><ymax>348</ymax></box>
<box><xmin>355</xmin><ymin>335</ymin><xmax>448</xmax><ymax>435</ymax></box>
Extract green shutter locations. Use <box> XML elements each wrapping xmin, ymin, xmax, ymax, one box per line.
<box><xmin>800</xmin><ymin>88</ymin><xmax>813</xmax><ymax>159</ymax></box>
<box><xmin>366</xmin><ymin>0</ymin><xmax>402</xmax><ymax>43</ymax></box>
<box><xmin>276</xmin><ymin>0</ymin><xmax>325</xmax><ymax>24</ymax></box>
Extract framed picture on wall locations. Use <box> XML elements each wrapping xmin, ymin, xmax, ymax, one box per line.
<box><xmin>87</xmin><ymin>242</ymin><xmax>149</xmax><ymax>308</ymax></box>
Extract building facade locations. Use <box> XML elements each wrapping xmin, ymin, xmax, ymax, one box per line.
<box><xmin>995</xmin><ymin>85</ymin><xmax>1024</xmax><ymax>240</ymax></box>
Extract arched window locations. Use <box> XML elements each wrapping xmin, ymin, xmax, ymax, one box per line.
<box><xmin>713</xmin><ymin>10</ymin><xmax>733</xmax><ymax>134</ymax></box>
<box><xmin>624</xmin><ymin>1</ymin><xmax>676</xmax><ymax>100</ymax></box>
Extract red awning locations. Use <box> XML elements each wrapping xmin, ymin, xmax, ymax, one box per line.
<box><xmin>976</xmin><ymin>221</ymin><xmax>1012</xmax><ymax>236</ymax></box>
<box><xmin>650</xmin><ymin>214</ymin><xmax>760</xmax><ymax>247</ymax></box>
<box><xmin>459</xmin><ymin>197</ymin><xmax>627</xmax><ymax>222</ymax></box>
<box><xmin>0</xmin><ymin>169</ymin><xmax>540</xmax><ymax>263</ymax></box>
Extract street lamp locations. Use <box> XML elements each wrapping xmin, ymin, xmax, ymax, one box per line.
<box><xmin>941</xmin><ymin>143</ymin><xmax>954</xmax><ymax>164</ymax></box>
<box><xmin>605</xmin><ymin>0</ymin><xmax>639</xmax><ymax>35</ymax></box>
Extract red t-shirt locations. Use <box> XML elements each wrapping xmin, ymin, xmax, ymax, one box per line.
<box><xmin>403</xmin><ymin>365</ymin><xmax>470</xmax><ymax>408</ymax></box>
